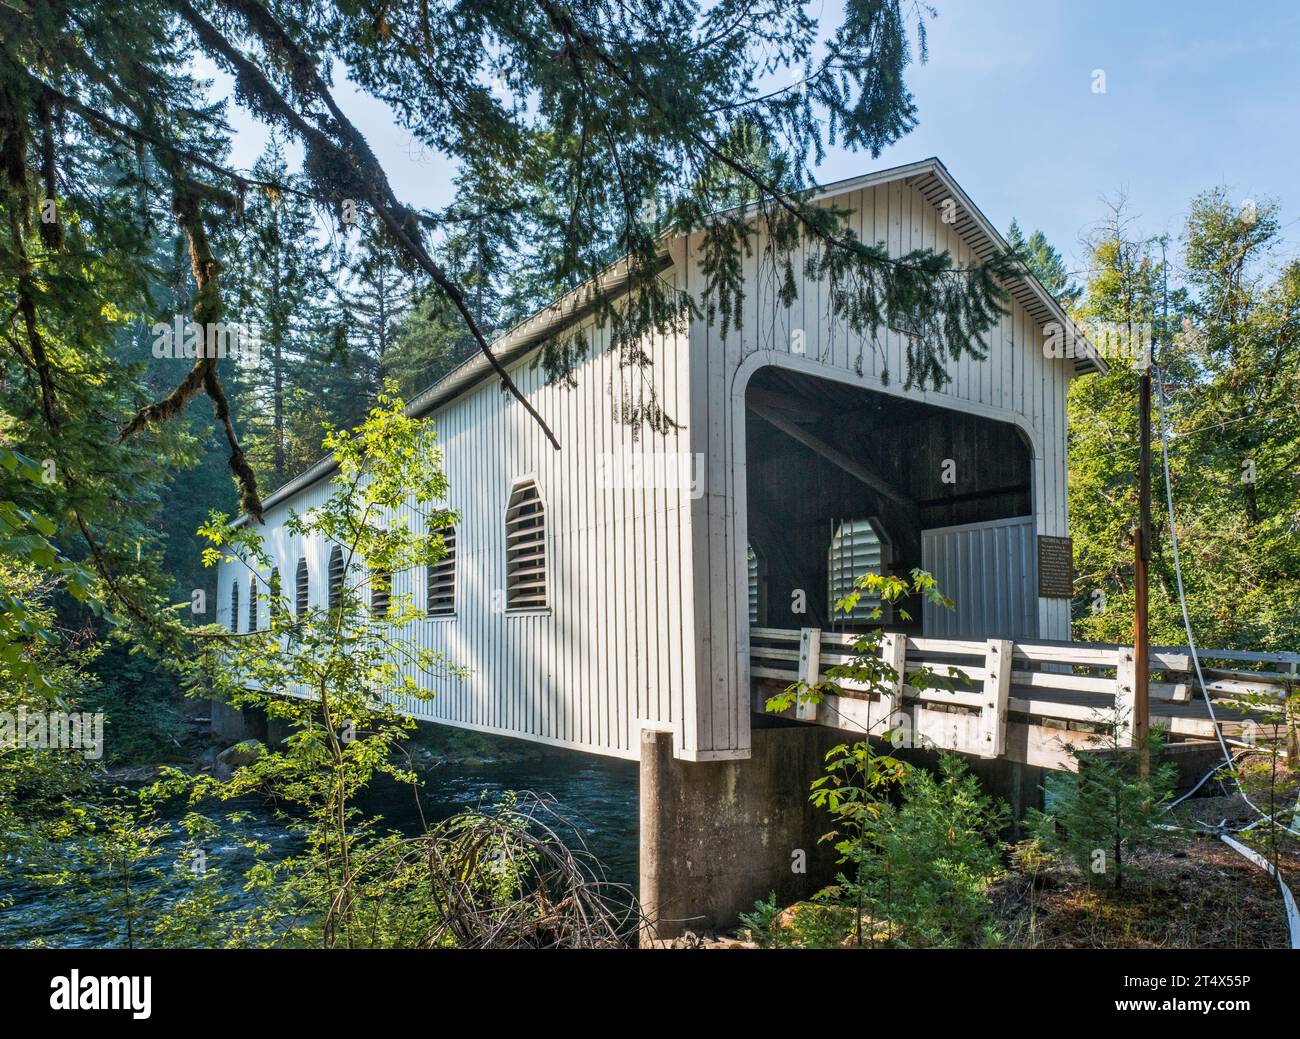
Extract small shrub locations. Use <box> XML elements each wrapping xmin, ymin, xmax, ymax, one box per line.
<box><xmin>1029</xmin><ymin>726</ymin><xmax>1176</xmax><ymax>890</ymax></box>
<box><xmin>867</xmin><ymin>753</ymin><xmax>1007</xmax><ymax>947</ymax></box>
<box><xmin>738</xmin><ymin>891</ymin><xmax>783</xmax><ymax>947</ymax></box>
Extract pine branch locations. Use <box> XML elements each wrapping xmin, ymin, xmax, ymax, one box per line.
<box><xmin>175</xmin><ymin>0</ymin><xmax>560</xmax><ymax>449</ymax></box>
<box><xmin>118</xmin><ymin>172</ymin><xmax>265</xmax><ymax>523</ymax></box>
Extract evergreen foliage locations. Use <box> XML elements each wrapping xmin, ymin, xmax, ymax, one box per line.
<box><xmin>1030</xmin><ymin>726</ymin><xmax>1178</xmax><ymax>891</ymax></box>
<box><xmin>1053</xmin><ymin>195</ymin><xmax>1300</xmax><ymax>652</ymax></box>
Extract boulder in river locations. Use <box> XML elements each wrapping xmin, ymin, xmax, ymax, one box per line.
<box><xmin>215</xmin><ymin>739</ymin><xmax>267</xmax><ymax>780</ymax></box>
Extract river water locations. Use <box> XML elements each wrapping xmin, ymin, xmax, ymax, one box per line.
<box><xmin>0</xmin><ymin>740</ymin><xmax>640</xmax><ymax>948</ymax></box>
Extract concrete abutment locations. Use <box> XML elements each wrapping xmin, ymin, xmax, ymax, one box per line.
<box><xmin>638</xmin><ymin>723</ymin><xmax>1052</xmax><ymax>938</ymax></box>
<box><xmin>638</xmin><ymin>724</ymin><xmax>845</xmax><ymax>940</ymax></box>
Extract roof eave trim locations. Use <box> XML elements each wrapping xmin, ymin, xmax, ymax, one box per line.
<box><xmin>231</xmin><ymin>250</ymin><xmax>672</xmax><ymax>527</ymax></box>
<box><xmin>920</xmin><ymin>162</ymin><xmax>1107</xmax><ymax>377</ymax></box>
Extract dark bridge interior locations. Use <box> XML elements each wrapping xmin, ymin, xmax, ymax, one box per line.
<box><xmin>744</xmin><ymin>367</ymin><xmax>1033</xmax><ymax>634</ymax></box>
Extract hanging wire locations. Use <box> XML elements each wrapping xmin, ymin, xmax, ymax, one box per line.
<box><xmin>1151</xmin><ymin>248</ymin><xmax>1297</xmax><ymax>834</ymax></box>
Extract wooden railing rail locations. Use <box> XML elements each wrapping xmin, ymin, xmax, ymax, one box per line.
<box><xmin>748</xmin><ymin>626</ymin><xmax>1296</xmax><ymax>767</ymax></box>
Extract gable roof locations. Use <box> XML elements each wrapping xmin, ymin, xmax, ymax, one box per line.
<box><xmin>896</xmin><ymin>158</ymin><xmax>1103</xmax><ymax>378</ymax></box>
<box><xmin>237</xmin><ymin>157</ymin><xmax>1101</xmax><ymax>524</ymax></box>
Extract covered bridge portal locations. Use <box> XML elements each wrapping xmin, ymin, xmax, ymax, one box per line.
<box><xmin>743</xmin><ymin>365</ymin><xmax>1036</xmax><ymax>640</ymax></box>
<box><xmin>737</xmin><ymin>367</ymin><xmax>1277</xmax><ymax>777</ymax></box>
<box><xmin>212</xmin><ymin>159</ymin><xmax>1293</xmax><ymax>934</ymax></box>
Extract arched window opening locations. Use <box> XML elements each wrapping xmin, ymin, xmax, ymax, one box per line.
<box><xmin>505</xmin><ymin>479</ymin><xmax>547</xmax><ymax>611</ymax></box>
<box><xmin>371</xmin><ymin>568</ymin><xmax>392</xmax><ymax>617</ymax></box>
<box><xmin>328</xmin><ymin>546</ymin><xmax>345</xmax><ymax>613</ymax></box>
<box><xmin>828</xmin><ymin>518</ymin><xmax>891</xmax><ymax>624</ymax></box>
<box><xmin>746</xmin><ymin>544</ymin><xmax>764</xmax><ymax>626</ymax></box>
<box><xmin>427</xmin><ymin>527</ymin><xmax>456</xmax><ymax>617</ymax></box>
<box><xmin>295</xmin><ymin>557</ymin><xmax>309</xmax><ymax>618</ymax></box>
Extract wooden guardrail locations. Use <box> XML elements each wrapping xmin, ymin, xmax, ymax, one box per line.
<box><xmin>749</xmin><ymin>627</ymin><xmax>1298</xmax><ymax>770</ymax></box>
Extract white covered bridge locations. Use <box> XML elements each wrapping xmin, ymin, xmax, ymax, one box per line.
<box><xmin>214</xmin><ymin>158</ymin><xmax>1293</xmax><ymax>931</ymax></box>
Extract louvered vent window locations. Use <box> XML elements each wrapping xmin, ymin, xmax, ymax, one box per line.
<box><xmin>248</xmin><ymin>575</ymin><xmax>260</xmax><ymax>631</ymax></box>
<box><xmin>269</xmin><ymin>569</ymin><xmax>282</xmax><ymax>621</ymax></box>
<box><xmin>328</xmin><ymin>546</ymin><xmax>345</xmax><ymax>613</ymax></box>
<box><xmin>371</xmin><ymin>567</ymin><xmax>392</xmax><ymax>617</ymax></box>
<box><xmin>828</xmin><ymin>518</ymin><xmax>889</xmax><ymax>622</ymax></box>
<box><xmin>295</xmin><ymin>558</ymin><xmax>309</xmax><ymax>618</ymax></box>
<box><xmin>505</xmin><ymin>479</ymin><xmax>548</xmax><ymax>610</ymax></box>
<box><xmin>427</xmin><ymin>527</ymin><xmax>456</xmax><ymax>617</ymax></box>
<box><xmin>747</xmin><ymin>545</ymin><xmax>761</xmax><ymax>625</ymax></box>
<box><xmin>230</xmin><ymin>582</ymin><xmax>240</xmax><ymax>633</ymax></box>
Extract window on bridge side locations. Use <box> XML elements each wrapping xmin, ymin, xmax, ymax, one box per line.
<box><xmin>747</xmin><ymin>543</ymin><xmax>764</xmax><ymax>626</ymax></box>
<box><xmin>328</xmin><ymin>546</ymin><xmax>345</xmax><ymax>614</ymax></box>
<box><xmin>827</xmin><ymin>517</ymin><xmax>891</xmax><ymax>625</ymax></box>
<box><xmin>427</xmin><ymin>526</ymin><xmax>456</xmax><ymax>617</ymax></box>
<box><xmin>248</xmin><ymin>574</ymin><xmax>259</xmax><ymax>632</ymax></box>
<box><xmin>295</xmin><ymin>558</ymin><xmax>309</xmax><ymax>619</ymax></box>
<box><xmin>370</xmin><ymin>568</ymin><xmax>392</xmax><ymax>618</ymax></box>
<box><xmin>505</xmin><ymin>478</ymin><xmax>548</xmax><ymax>611</ymax></box>
<box><xmin>230</xmin><ymin>581</ymin><xmax>240</xmax><ymax>634</ymax></box>
<box><xmin>269</xmin><ymin>569</ymin><xmax>282</xmax><ymax>621</ymax></box>
<box><xmin>369</xmin><ymin>532</ymin><xmax>392</xmax><ymax>619</ymax></box>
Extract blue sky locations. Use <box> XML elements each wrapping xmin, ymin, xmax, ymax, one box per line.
<box><xmin>858</xmin><ymin>0</ymin><xmax>1300</xmax><ymax>275</ymax></box>
<box><xmin>210</xmin><ymin>0</ymin><xmax>1300</xmax><ymax>278</ymax></box>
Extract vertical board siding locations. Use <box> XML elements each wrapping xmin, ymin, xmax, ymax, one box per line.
<box><xmin>216</xmin><ymin>169</ymin><xmax>1078</xmax><ymax>763</ymax></box>
<box><xmin>685</xmin><ymin>175</ymin><xmax>1076</xmax><ymax>759</ymax></box>
<box><xmin>216</xmin><ymin>276</ymin><xmax>696</xmax><ymax>762</ymax></box>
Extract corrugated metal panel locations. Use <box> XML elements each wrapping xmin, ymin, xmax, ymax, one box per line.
<box><xmin>921</xmin><ymin>515</ymin><xmax>1038</xmax><ymax>639</ymax></box>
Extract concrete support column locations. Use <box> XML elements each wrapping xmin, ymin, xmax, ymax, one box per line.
<box><xmin>209</xmin><ymin>701</ymin><xmax>269</xmax><ymax>744</ymax></box>
<box><xmin>210</xmin><ymin>700</ymin><xmax>251</xmax><ymax>743</ymax></box>
<box><xmin>638</xmin><ymin>724</ymin><xmax>843</xmax><ymax>940</ymax></box>
<box><xmin>952</xmin><ymin>755</ymin><xmax>1047</xmax><ymax>840</ymax></box>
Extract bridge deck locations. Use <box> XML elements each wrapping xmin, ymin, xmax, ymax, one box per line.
<box><xmin>750</xmin><ymin>627</ymin><xmax>1297</xmax><ymax>771</ymax></box>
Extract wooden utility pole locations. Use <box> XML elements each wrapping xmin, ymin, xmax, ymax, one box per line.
<box><xmin>1134</xmin><ymin>319</ymin><xmax>1154</xmax><ymax>773</ymax></box>
<box><xmin>1134</xmin><ymin>240</ymin><xmax>1174</xmax><ymax>773</ymax></box>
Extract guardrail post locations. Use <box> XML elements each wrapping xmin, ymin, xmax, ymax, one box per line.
<box><xmin>1116</xmin><ymin>645</ymin><xmax>1137</xmax><ymax>747</ymax></box>
<box><xmin>796</xmin><ymin>627</ymin><xmax>821</xmax><ymax>721</ymax></box>
<box><xmin>979</xmin><ymin>639</ymin><xmax>1012</xmax><ymax>758</ymax></box>
<box><xmin>880</xmin><ymin>632</ymin><xmax>907</xmax><ymax>730</ymax></box>
<box><xmin>1287</xmin><ymin>662</ymin><xmax>1298</xmax><ymax>762</ymax></box>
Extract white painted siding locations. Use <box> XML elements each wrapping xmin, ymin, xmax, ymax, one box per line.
<box><xmin>216</xmin><ymin>162</ymin><xmax>1083</xmax><ymax>764</ymax></box>
<box><xmin>683</xmin><ymin>172</ymin><xmax>1077</xmax><ymax>760</ymax></box>
<box><xmin>217</xmin><ymin>274</ymin><xmax>696</xmax><ymax>761</ymax></box>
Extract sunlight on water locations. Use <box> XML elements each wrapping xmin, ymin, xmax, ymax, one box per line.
<box><xmin>0</xmin><ymin>741</ymin><xmax>639</xmax><ymax>948</ymax></box>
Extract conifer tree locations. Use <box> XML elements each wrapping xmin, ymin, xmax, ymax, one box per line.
<box><xmin>1007</xmin><ymin>218</ymin><xmax>1082</xmax><ymax>308</ymax></box>
<box><xmin>226</xmin><ymin>136</ymin><xmax>336</xmax><ymax>486</ymax></box>
<box><xmin>1030</xmin><ymin>727</ymin><xmax>1177</xmax><ymax>891</ymax></box>
<box><xmin>9</xmin><ymin>0</ymin><xmax>1024</xmax><ymax>509</ymax></box>
<box><xmin>335</xmin><ymin>213</ymin><xmax>415</xmax><ymax>414</ymax></box>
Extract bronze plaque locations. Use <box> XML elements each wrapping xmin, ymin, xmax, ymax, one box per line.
<box><xmin>1037</xmin><ymin>535</ymin><xmax>1074</xmax><ymax>599</ymax></box>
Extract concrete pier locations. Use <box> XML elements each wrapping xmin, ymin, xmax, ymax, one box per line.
<box><xmin>639</xmin><ymin>723</ymin><xmax>844</xmax><ymax>939</ymax></box>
